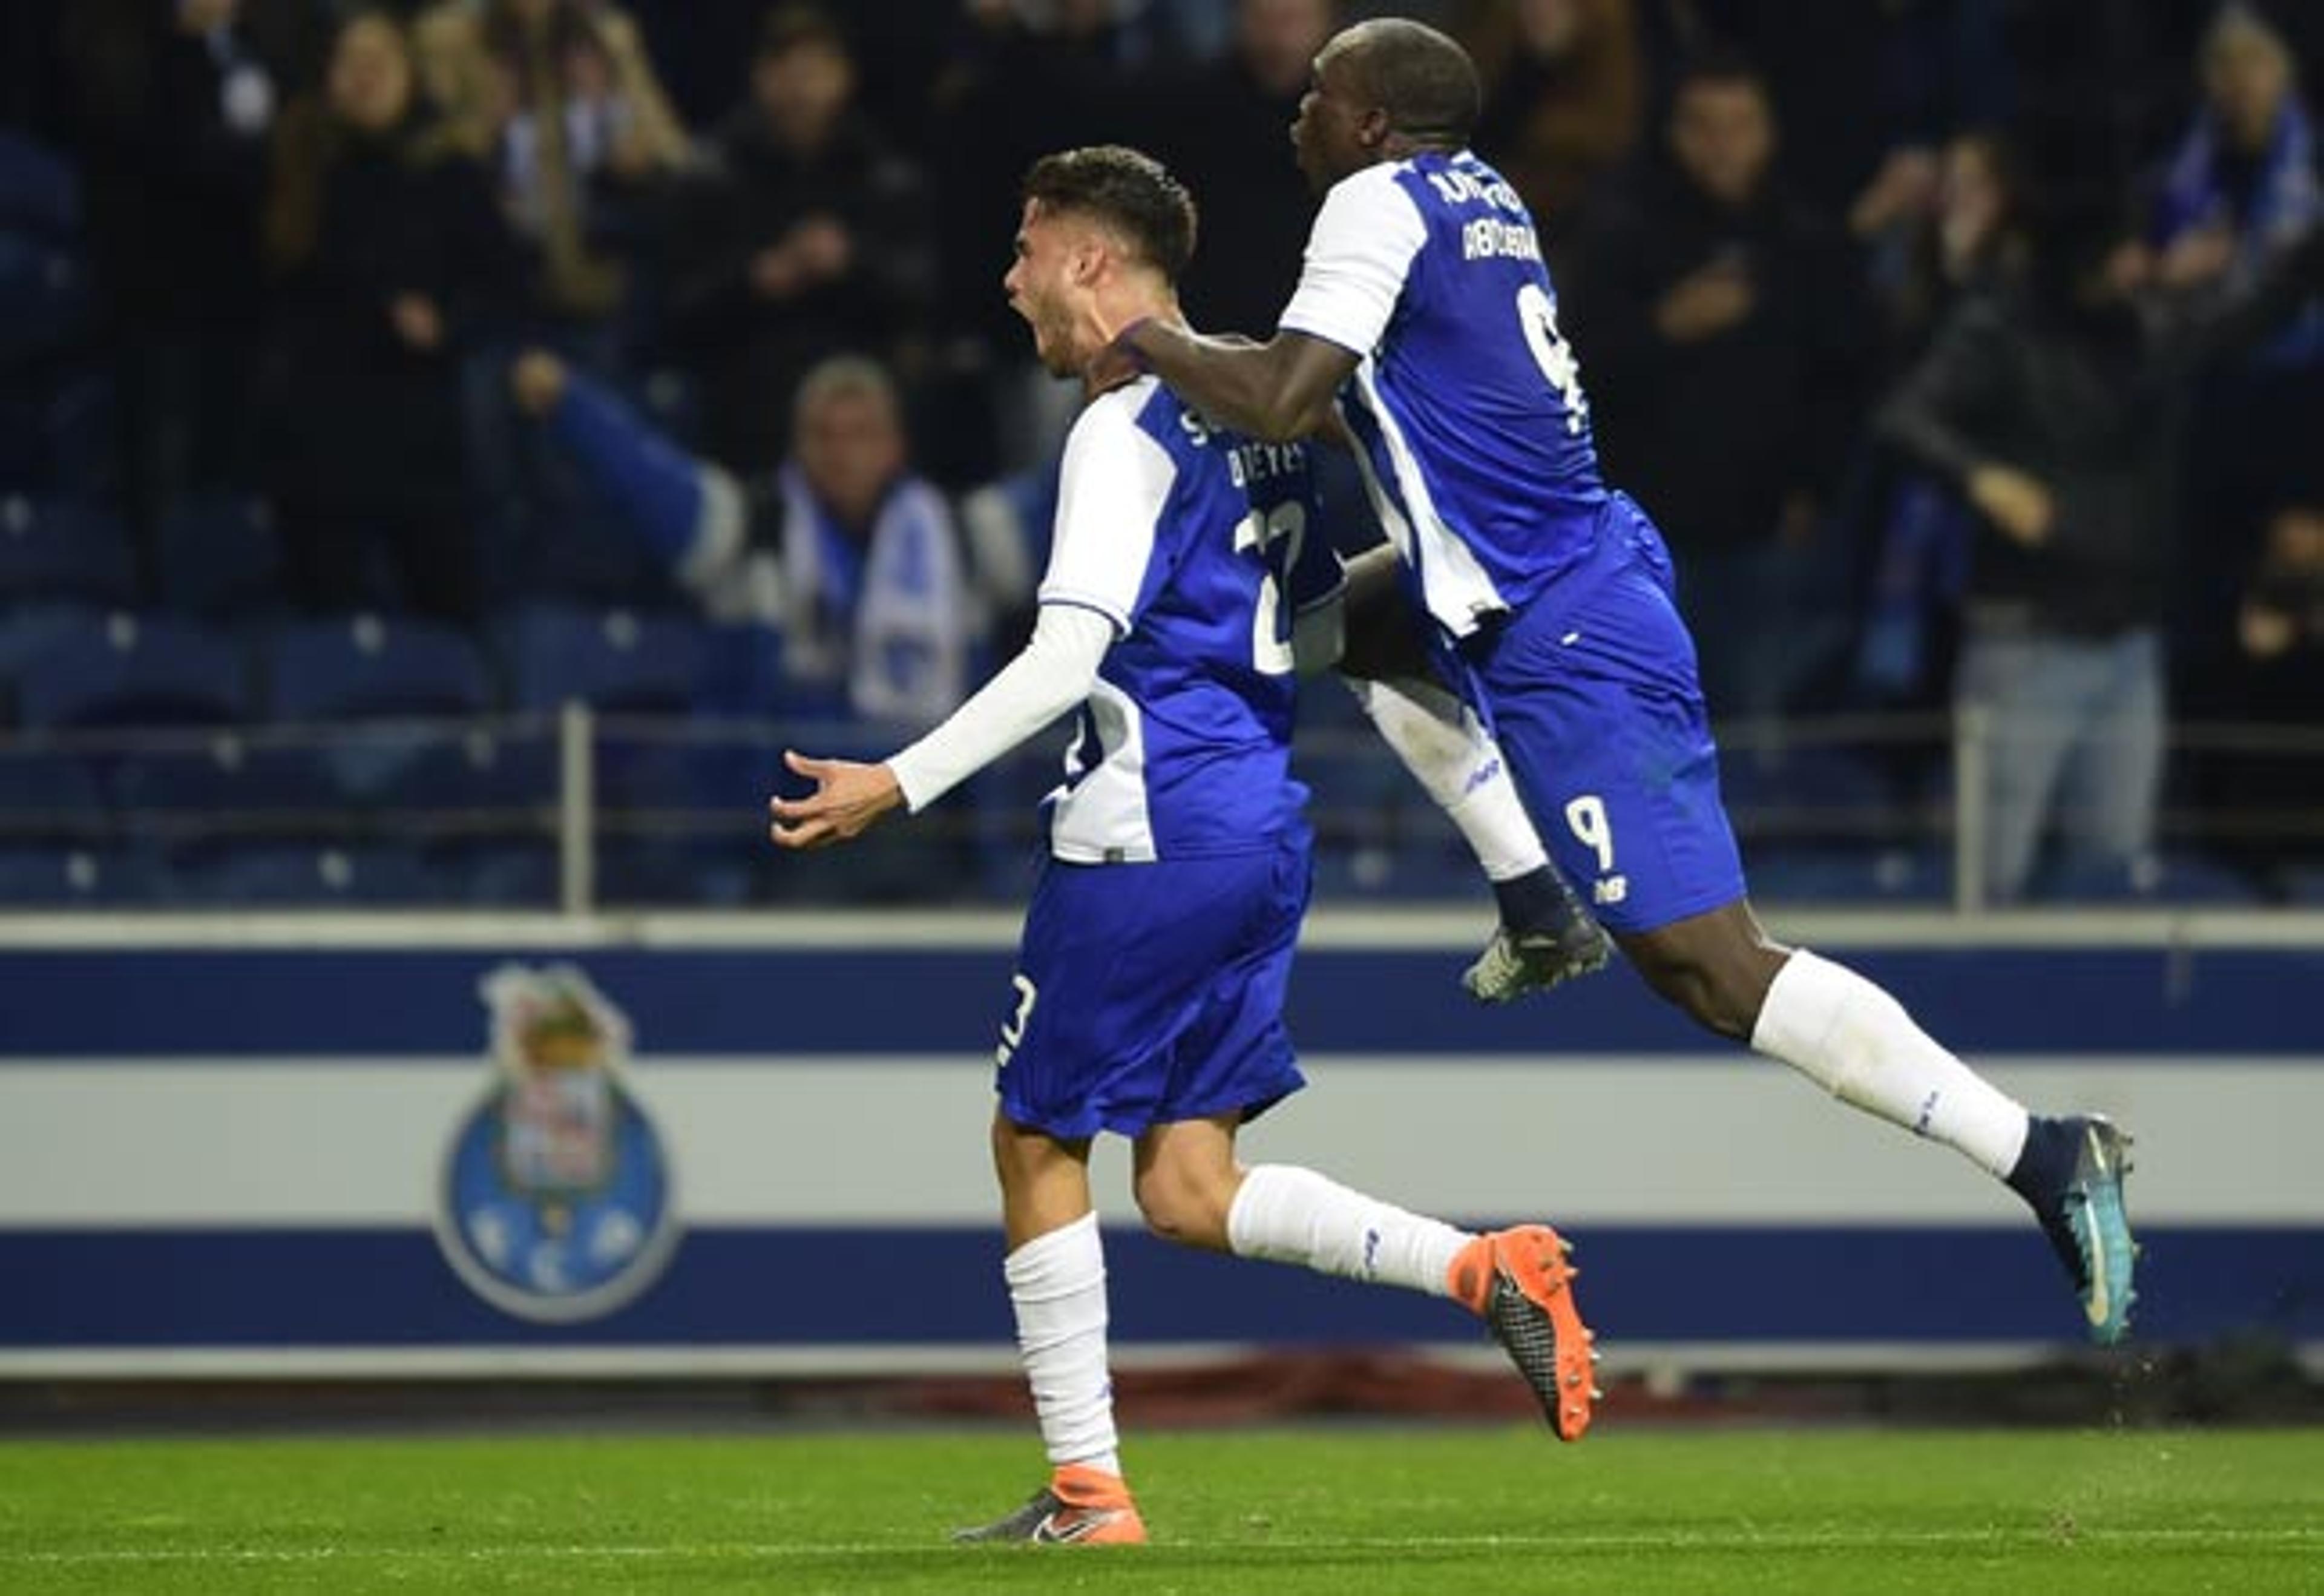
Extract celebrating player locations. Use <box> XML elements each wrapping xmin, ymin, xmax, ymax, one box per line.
<box><xmin>770</xmin><ymin>145</ymin><xmax>1600</xmax><ymax>1548</ymax></box>
<box><xmin>1105</xmin><ymin>19</ymin><xmax>2138</xmax><ymax>1345</ymax></box>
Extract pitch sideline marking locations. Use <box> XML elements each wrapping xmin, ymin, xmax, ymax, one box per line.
<box><xmin>8</xmin><ymin>1526</ymin><xmax>2322</xmax><ymax>1565</ymax></box>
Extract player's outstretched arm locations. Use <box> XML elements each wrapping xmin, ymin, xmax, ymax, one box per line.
<box><xmin>768</xmin><ymin>603</ymin><xmax>1115</xmax><ymax>852</ymax></box>
<box><xmin>1109</xmin><ymin>324</ymin><xmax>1358</xmax><ymax>444</ymax></box>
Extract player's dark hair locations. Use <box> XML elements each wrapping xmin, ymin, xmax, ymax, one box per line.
<box><xmin>1022</xmin><ymin>145</ymin><xmax>1198</xmax><ymax>281</ymax></box>
<box><xmin>1346</xmin><ymin>18</ymin><xmax>1480</xmax><ymax>149</ymax></box>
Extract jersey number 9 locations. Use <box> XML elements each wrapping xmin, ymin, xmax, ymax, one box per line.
<box><xmin>1517</xmin><ymin>283</ymin><xmax>1590</xmax><ymax>438</ymax></box>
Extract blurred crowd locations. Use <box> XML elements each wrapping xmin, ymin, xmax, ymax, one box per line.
<box><xmin>3</xmin><ymin>0</ymin><xmax>2323</xmax><ymax>902</ymax></box>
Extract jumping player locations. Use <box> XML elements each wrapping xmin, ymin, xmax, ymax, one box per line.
<box><xmin>1105</xmin><ymin>19</ymin><xmax>2138</xmax><ymax>1345</ymax></box>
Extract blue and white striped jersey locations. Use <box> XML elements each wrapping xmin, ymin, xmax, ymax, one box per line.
<box><xmin>1280</xmin><ymin>149</ymin><xmax>1609</xmax><ymax>638</ymax></box>
<box><xmin>1037</xmin><ymin>375</ymin><xmax>1340</xmax><ymax>862</ymax></box>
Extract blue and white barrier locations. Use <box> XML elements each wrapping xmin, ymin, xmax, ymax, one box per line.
<box><xmin>2</xmin><ymin>910</ymin><xmax>2319</xmax><ymax>1376</ymax></box>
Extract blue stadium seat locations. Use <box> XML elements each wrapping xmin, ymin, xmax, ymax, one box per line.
<box><xmin>0</xmin><ymin>493</ymin><xmax>135</xmax><ymax>608</ymax></box>
<box><xmin>430</xmin><ymin>839</ymin><xmax>559</xmax><ymax>907</ymax></box>
<box><xmin>1295</xmin><ymin>674</ymin><xmax>1376</xmax><ymax>735</ymax></box>
<box><xmin>107</xmin><ymin>736</ymin><xmax>346</xmax><ymax>845</ymax></box>
<box><xmin>1310</xmin><ymin>837</ymin><xmax>1479</xmax><ymax>902</ymax></box>
<box><xmin>1747</xmin><ymin>844</ymin><xmax>1952</xmax><ymax>905</ymax></box>
<box><xmin>363</xmin><ymin>724</ymin><xmax>557</xmax><ymax>821</ymax></box>
<box><xmin>2279</xmin><ymin>858</ymin><xmax>2324</xmax><ymax>906</ymax></box>
<box><xmin>0</xmin><ymin>602</ymin><xmax>101</xmax><ymax>689</ymax></box>
<box><xmin>692</xmin><ymin>620</ymin><xmax>786</xmax><ymax>720</ymax></box>
<box><xmin>499</xmin><ymin>604</ymin><xmax>711</xmax><ymax>715</ymax></box>
<box><xmin>0</xmin><ymin>844</ymin><xmax>169</xmax><ymax>907</ymax></box>
<box><xmin>154</xmin><ymin>493</ymin><xmax>283</xmax><ymax>619</ymax></box>
<box><xmin>174</xmin><ymin>842</ymin><xmax>444</xmax><ymax>907</ymax></box>
<box><xmin>1296</xmin><ymin>738</ymin><xmax>1414</xmax><ymax>824</ymax></box>
<box><xmin>599</xmin><ymin>838</ymin><xmax>759</xmax><ymax>907</ymax></box>
<box><xmin>0</xmin><ymin>747</ymin><xmax>109</xmax><ymax>843</ymax></box>
<box><xmin>1719</xmin><ymin>744</ymin><xmax>1896</xmax><ymax>823</ymax></box>
<box><xmin>263</xmin><ymin>615</ymin><xmax>493</xmax><ymax>721</ymax></box>
<box><xmin>14</xmin><ymin>612</ymin><xmax>248</xmax><ymax>728</ymax></box>
<box><xmin>2033</xmin><ymin>852</ymin><xmax>2263</xmax><ymax>907</ymax></box>
<box><xmin>421</xmin><ymin>836</ymin><xmax>764</xmax><ymax>909</ymax></box>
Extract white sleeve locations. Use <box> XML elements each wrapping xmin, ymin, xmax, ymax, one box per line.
<box><xmin>1278</xmin><ymin>165</ymin><xmax>1428</xmax><ymax>357</ymax></box>
<box><xmin>1291</xmin><ymin>590</ymin><xmax>1345</xmax><ymax>677</ymax></box>
<box><xmin>1035</xmin><ymin>387</ymin><xmax>1174</xmax><ymax>632</ymax></box>
<box><xmin>885</xmin><ymin>603</ymin><xmax>1114</xmax><ymax>812</ymax></box>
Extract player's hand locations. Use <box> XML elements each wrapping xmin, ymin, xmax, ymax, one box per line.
<box><xmin>768</xmin><ymin>750</ymin><xmax>904</xmax><ymax>850</ymax></box>
<box><xmin>1966</xmin><ymin>464</ymin><xmax>2054</xmax><ymax>547</ymax></box>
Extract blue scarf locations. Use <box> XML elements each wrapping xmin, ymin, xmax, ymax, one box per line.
<box><xmin>776</xmin><ymin>465</ymin><xmax>971</xmax><ymax>731</ymax></box>
<box><xmin>2158</xmin><ymin>99</ymin><xmax>2324</xmax><ymax>365</ymax></box>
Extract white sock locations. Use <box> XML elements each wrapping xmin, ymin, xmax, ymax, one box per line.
<box><xmin>1004</xmin><ymin>1212</ymin><xmax>1120</xmax><ymax>1478</ymax></box>
<box><xmin>1226</xmin><ymin>1164</ymin><xmax>1470</xmax><ymax>1296</ymax></box>
<box><xmin>1750</xmin><ymin>949</ymin><xmax>2030</xmax><ymax>1178</ymax></box>
<box><xmin>1348</xmin><ymin>674</ymin><xmax>1548</xmax><ymax>880</ymax></box>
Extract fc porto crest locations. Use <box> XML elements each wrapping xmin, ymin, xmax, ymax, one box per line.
<box><xmin>434</xmin><ymin>964</ymin><xmax>681</xmax><ymax>1322</ymax></box>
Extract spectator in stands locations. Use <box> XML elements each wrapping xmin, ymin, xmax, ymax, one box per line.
<box><xmin>0</xmin><ymin>131</ymin><xmax>86</xmax><ymax>374</ymax></box>
<box><xmin>665</xmin><ymin>5</ymin><xmax>937</xmax><ymax>475</ymax></box>
<box><xmin>1850</xmin><ymin>128</ymin><xmax>2031</xmax><ymax>711</ymax></box>
<box><xmin>409</xmin><ymin>3</ymin><xmax>512</xmax><ymax>163</ymax></box>
<box><xmin>61</xmin><ymin>0</ymin><xmax>281</xmax><ymax>550</ymax></box>
<box><xmin>1456</xmin><ymin>0</ymin><xmax>1645</xmax><ymax>252</ymax></box>
<box><xmin>1564</xmin><ymin>50</ymin><xmax>1869</xmax><ymax>726</ymax></box>
<box><xmin>922</xmin><ymin>0</ymin><xmax>1137</xmax><ymax>482</ymax></box>
<box><xmin>2217</xmin><ymin>496</ymin><xmax>2324</xmax><ymax>887</ymax></box>
<box><xmin>256</xmin><ymin>8</ymin><xmax>518</xmax><ymax>622</ymax></box>
<box><xmin>1141</xmin><ymin>0</ymin><xmax>1337</xmax><ymax>339</ymax></box>
<box><xmin>2155</xmin><ymin>3</ymin><xmax>2322</xmax><ymax>341</ymax></box>
<box><xmin>1877</xmin><ymin>176</ymin><xmax>2324</xmax><ymax>902</ymax></box>
<box><xmin>479</xmin><ymin>0</ymin><xmax>691</xmax><ymax>352</ymax></box>
<box><xmin>508</xmin><ymin>346</ymin><xmax>979</xmax><ymax>732</ymax></box>
<box><xmin>2240</xmin><ymin>500</ymin><xmax>2324</xmax><ymax>664</ymax></box>
<box><xmin>2154</xmin><ymin>2</ymin><xmax>2324</xmax><ymax>724</ymax></box>
<box><xmin>1649</xmin><ymin>1</ymin><xmax>2015</xmax><ymax>232</ymax></box>
<box><xmin>1883</xmin><ymin>130</ymin><xmax>2028</xmax><ymax>359</ymax></box>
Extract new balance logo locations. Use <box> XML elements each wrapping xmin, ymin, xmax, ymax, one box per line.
<box><xmin>1914</xmin><ymin>1089</ymin><xmax>1940</xmax><ymax>1137</ymax></box>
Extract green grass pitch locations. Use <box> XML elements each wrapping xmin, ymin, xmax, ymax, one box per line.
<box><xmin>3</xmin><ymin>1428</ymin><xmax>2320</xmax><ymax>1594</ymax></box>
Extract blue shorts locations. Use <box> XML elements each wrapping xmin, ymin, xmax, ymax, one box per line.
<box><xmin>1466</xmin><ymin>494</ymin><xmax>1747</xmax><ymax>933</ymax></box>
<box><xmin>993</xmin><ymin>832</ymin><xmax>1311</xmax><ymax>1140</ymax></box>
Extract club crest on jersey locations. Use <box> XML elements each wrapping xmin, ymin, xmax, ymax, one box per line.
<box><xmin>434</xmin><ymin>963</ymin><xmax>680</xmax><ymax>1322</ymax></box>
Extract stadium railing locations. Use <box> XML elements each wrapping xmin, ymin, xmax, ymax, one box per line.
<box><xmin>0</xmin><ymin>706</ymin><xmax>2319</xmax><ymax>912</ymax></box>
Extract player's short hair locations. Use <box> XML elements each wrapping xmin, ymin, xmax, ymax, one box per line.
<box><xmin>1344</xmin><ymin>19</ymin><xmax>1480</xmax><ymax>149</ymax></box>
<box><xmin>1022</xmin><ymin>145</ymin><xmax>1198</xmax><ymax>282</ymax></box>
